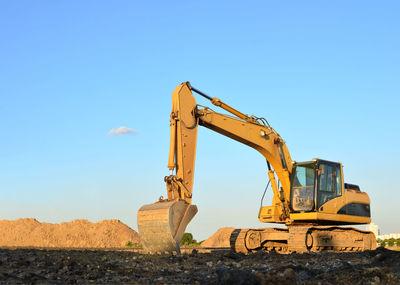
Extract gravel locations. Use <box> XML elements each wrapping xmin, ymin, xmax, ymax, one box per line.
<box><xmin>0</xmin><ymin>247</ymin><xmax>399</xmax><ymax>284</ymax></box>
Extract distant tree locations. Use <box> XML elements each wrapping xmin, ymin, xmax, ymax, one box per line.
<box><xmin>396</xmin><ymin>239</ymin><xmax>400</xmax><ymax>247</ymax></box>
<box><xmin>181</xmin><ymin>232</ymin><xmax>198</xmax><ymax>246</ymax></box>
<box><xmin>380</xmin><ymin>240</ymin><xmax>387</xmax><ymax>247</ymax></box>
<box><xmin>125</xmin><ymin>241</ymin><xmax>142</xmax><ymax>248</ymax></box>
<box><xmin>388</xmin><ymin>238</ymin><xmax>395</xmax><ymax>247</ymax></box>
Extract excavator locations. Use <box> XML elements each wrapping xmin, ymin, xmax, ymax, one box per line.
<box><xmin>137</xmin><ymin>82</ymin><xmax>376</xmax><ymax>254</ymax></box>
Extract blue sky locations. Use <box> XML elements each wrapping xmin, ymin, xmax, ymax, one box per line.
<box><xmin>0</xmin><ymin>1</ymin><xmax>399</xmax><ymax>240</ymax></box>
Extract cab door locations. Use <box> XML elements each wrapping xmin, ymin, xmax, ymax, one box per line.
<box><xmin>316</xmin><ymin>161</ymin><xmax>343</xmax><ymax>210</ymax></box>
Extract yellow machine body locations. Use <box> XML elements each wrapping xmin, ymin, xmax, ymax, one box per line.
<box><xmin>137</xmin><ymin>82</ymin><xmax>375</xmax><ymax>253</ymax></box>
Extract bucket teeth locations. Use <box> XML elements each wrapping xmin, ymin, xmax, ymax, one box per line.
<box><xmin>137</xmin><ymin>200</ymin><xmax>198</xmax><ymax>253</ymax></box>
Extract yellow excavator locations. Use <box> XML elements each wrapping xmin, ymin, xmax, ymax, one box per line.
<box><xmin>137</xmin><ymin>82</ymin><xmax>376</xmax><ymax>254</ymax></box>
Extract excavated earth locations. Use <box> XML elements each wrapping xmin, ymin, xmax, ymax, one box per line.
<box><xmin>0</xmin><ymin>218</ymin><xmax>140</xmax><ymax>248</ymax></box>
<box><xmin>0</xmin><ymin>247</ymin><xmax>399</xmax><ymax>284</ymax></box>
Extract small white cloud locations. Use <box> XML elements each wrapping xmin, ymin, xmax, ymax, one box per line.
<box><xmin>108</xmin><ymin>126</ymin><xmax>137</xmax><ymax>136</ymax></box>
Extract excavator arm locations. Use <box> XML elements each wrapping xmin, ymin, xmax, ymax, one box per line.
<box><xmin>137</xmin><ymin>83</ymin><xmax>199</xmax><ymax>253</ymax></box>
<box><xmin>165</xmin><ymin>83</ymin><xmax>198</xmax><ymax>203</ymax></box>
<box><xmin>137</xmin><ymin>82</ymin><xmax>293</xmax><ymax>253</ymax></box>
<box><xmin>196</xmin><ymin>106</ymin><xmax>293</xmax><ymax>222</ymax></box>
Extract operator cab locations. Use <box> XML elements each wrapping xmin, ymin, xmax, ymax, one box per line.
<box><xmin>290</xmin><ymin>159</ymin><xmax>343</xmax><ymax>212</ymax></box>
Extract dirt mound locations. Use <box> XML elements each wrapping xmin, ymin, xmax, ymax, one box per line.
<box><xmin>0</xmin><ymin>218</ymin><xmax>140</xmax><ymax>248</ymax></box>
<box><xmin>201</xmin><ymin>227</ymin><xmax>234</xmax><ymax>248</ymax></box>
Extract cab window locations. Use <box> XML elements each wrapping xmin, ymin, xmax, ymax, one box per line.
<box><xmin>317</xmin><ymin>162</ymin><xmax>341</xmax><ymax>208</ymax></box>
<box><xmin>319</xmin><ymin>164</ymin><xmax>333</xmax><ymax>193</ymax></box>
<box><xmin>291</xmin><ymin>165</ymin><xmax>315</xmax><ymax>211</ymax></box>
<box><xmin>335</xmin><ymin>164</ymin><xmax>342</xmax><ymax>196</ymax></box>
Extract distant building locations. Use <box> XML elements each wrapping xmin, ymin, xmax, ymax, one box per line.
<box><xmin>377</xmin><ymin>233</ymin><xmax>400</xmax><ymax>240</ymax></box>
<box><xmin>366</xmin><ymin>223</ymin><xmax>380</xmax><ymax>237</ymax></box>
<box><xmin>366</xmin><ymin>223</ymin><xmax>399</xmax><ymax>240</ymax></box>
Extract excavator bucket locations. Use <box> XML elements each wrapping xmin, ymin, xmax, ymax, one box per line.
<box><xmin>137</xmin><ymin>200</ymin><xmax>198</xmax><ymax>253</ymax></box>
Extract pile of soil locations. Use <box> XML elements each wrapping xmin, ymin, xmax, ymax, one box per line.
<box><xmin>0</xmin><ymin>247</ymin><xmax>399</xmax><ymax>283</ymax></box>
<box><xmin>201</xmin><ymin>227</ymin><xmax>234</xmax><ymax>248</ymax></box>
<box><xmin>387</xmin><ymin>246</ymin><xmax>400</xmax><ymax>251</ymax></box>
<box><xmin>0</xmin><ymin>218</ymin><xmax>140</xmax><ymax>248</ymax></box>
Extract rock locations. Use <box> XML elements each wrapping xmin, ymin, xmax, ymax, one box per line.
<box><xmin>232</xmin><ymin>262</ymin><xmax>241</xmax><ymax>268</ymax></box>
<box><xmin>216</xmin><ymin>268</ymin><xmax>261</xmax><ymax>285</ymax></box>
<box><xmin>258</xmin><ymin>267</ymin><xmax>297</xmax><ymax>285</ymax></box>
<box><xmin>373</xmin><ymin>253</ymin><xmax>386</xmax><ymax>263</ymax></box>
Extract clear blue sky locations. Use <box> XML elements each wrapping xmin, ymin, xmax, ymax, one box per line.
<box><xmin>0</xmin><ymin>1</ymin><xmax>399</xmax><ymax>240</ymax></box>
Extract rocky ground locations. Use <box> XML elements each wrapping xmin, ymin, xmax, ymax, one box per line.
<box><xmin>0</xmin><ymin>247</ymin><xmax>399</xmax><ymax>284</ymax></box>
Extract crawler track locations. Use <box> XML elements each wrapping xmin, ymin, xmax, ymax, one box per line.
<box><xmin>229</xmin><ymin>226</ymin><xmax>376</xmax><ymax>254</ymax></box>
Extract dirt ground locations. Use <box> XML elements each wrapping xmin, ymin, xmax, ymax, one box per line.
<box><xmin>0</xmin><ymin>247</ymin><xmax>398</xmax><ymax>284</ymax></box>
